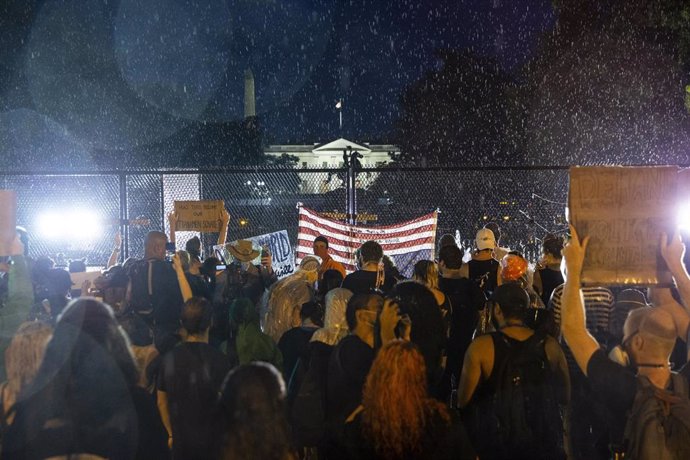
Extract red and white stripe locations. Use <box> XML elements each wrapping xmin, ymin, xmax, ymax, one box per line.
<box><xmin>296</xmin><ymin>207</ymin><xmax>438</xmax><ymax>273</ymax></box>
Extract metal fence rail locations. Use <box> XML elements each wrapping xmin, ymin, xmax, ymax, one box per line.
<box><xmin>1</xmin><ymin>166</ymin><xmax>574</xmax><ymax>267</ymax></box>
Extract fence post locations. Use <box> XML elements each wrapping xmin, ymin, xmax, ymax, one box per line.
<box><xmin>119</xmin><ymin>173</ymin><xmax>129</xmax><ymax>260</ymax></box>
<box><xmin>345</xmin><ymin>148</ymin><xmax>362</xmax><ymax>225</ymax></box>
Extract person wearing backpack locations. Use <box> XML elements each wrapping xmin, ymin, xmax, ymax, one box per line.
<box><xmin>561</xmin><ymin>226</ymin><xmax>690</xmax><ymax>460</ymax></box>
<box><xmin>458</xmin><ymin>283</ymin><xmax>571</xmax><ymax>460</ymax></box>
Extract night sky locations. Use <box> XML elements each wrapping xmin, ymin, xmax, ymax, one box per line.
<box><xmin>0</xmin><ymin>0</ymin><xmax>555</xmax><ymax>158</ymax></box>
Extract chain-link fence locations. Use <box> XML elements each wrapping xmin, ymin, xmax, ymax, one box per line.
<box><xmin>1</xmin><ymin>166</ymin><xmax>572</xmax><ymax>267</ymax></box>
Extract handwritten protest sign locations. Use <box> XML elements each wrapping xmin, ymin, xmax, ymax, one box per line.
<box><xmin>0</xmin><ymin>191</ymin><xmax>16</xmax><ymax>256</ymax></box>
<box><xmin>173</xmin><ymin>200</ymin><xmax>225</xmax><ymax>232</ymax></box>
<box><xmin>214</xmin><ymin>230</ymin><xmax>294</xmax><ymax>279</ymax></box>
<box><xmin>568</xmin><ymin>166</ymin><xmax>679</xmax><ymax>286</ymax></box>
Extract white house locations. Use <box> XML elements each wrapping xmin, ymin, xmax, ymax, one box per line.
<box><xmin>264</xmin><ymin>137</ymin><xmax>398</xmax><ymax>193</ymax></box>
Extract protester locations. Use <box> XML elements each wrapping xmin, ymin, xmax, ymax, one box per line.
<box><xmin>533</xmin><ymin>233</ymin><xmax>565</xmax><ymax>306</ymax></box>
<box><xmin>389</xmin><ymin>281</ymin><xmax>447</xmax><ymax>395</ymax></box>
<box><xmin>458</xmin><ymin>283</ymin><xmax>570</xmax><ymax>460</ymax></box>
<box><xmin>212</xmin><ymin>239</ymin><xmax>277</xmax><ymax>349</ymax></box>
<box><xmin>317</xmin><ymin>268</ymin><xmax>344</xmax><ymax>301</ymax></box>
<box><xmin>3</xmin><ymin>297</ymin><xmax>169</xmax><ymax>459</ymax></box>
<box><xmin>561</xmin><ymin>227</ymin><xmax>690</xmax><ymax>459</ymax></box>
<box><xmin>176</xmin><ymin>249</ymin><xmax>211</xmax><ymax>300</ymax></box>
<box><xmin>156</xmin><ymin>297</ymin><xmax>231</xmax><ymax>459</ymax></box>
<box><xmin>278</xmin><ymin>299</ymin><xmax>323</xmax><ymax>382</ymax></box>
<box><xmin>0</xmin><ymin>236</ymin><xmax>34</xmax><ymax>381</ymax></box>
<box><xmin>549</xmin><ymin>278</ymin><xmax>615</xmax><ymax>459</ymax></box>
<box><xmin>126</xmin><ymin>231</ymin><xmax>185</xmax><ymax>351</ymax></box>
<box><xmin>338</xmin><ymin>340</ymin><xmax>476</xmax><ymax>460</ymax></box>
<box><xmin>263</xmin><ymin>255</ymin><xmax>319</xmax><ymax>343</ymax></box>
<box><xmin>412</xmin><ymin>259</ymin><xmax>449</xmax><ymax>312</ymax></box>
<box><xmin>437</xmin><ymin>244</ymin><xmax>486</xmax><ymax>401</ymax></box>
<box><xmin>382</xmin><ymin>254</ymin><xmax>405</xmax><ymax>285</ymax></box>
<box><xmin>313</xmin><ymin>235</ymin><xmax>346</xmax><ymax>280</ymax></box>
<box><xmin>608</xmin><ymin>288</ymin><xmax>649</xmax><ymax>349</ymax></box>
<box><xmin>468</xmin><ymin>228</ymin><xmax>499</xmax><ymax>295</ymax></box>
<box><xmin>231</xmin><ymin>297</ymin><xmax>283</xmax><ymax>371</ymax></box>
<box><xmin>327</xmin><ymin>292</ymin><xmax>401</xmax><ymax>428</ymax></box>
<box><xmin>217</xmin><ymin>362</ymin><xmax>296</xmax><ymax>460</ymax></box>
<box><xmin>341</xmin><ymin>241</ymin><xmax>394</xmax><ymax>294</ymax></box>
<box><xmin>0</xmin><ymin>321</ymin><xmax>52</xmax><ymax>426</ymax></box>
<box><xmin>288</xmin><ymin>288</ymin><xmax>352</xmax><ymax>453</ymax></box>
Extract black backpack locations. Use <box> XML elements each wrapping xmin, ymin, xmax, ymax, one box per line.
<box><xmin>289</xmin><ymin>353</ymin><xmax>327</xmax><ymax>448</ymax></box>
<box><xmin>481</xmin><ymin>331</ymin><xmax>564</xmax><ymax>459</ymax></box>
<box><xmin>621</xmin><ymin>373</ymin><xmax>690</xmax><ymax>460</ymax></box>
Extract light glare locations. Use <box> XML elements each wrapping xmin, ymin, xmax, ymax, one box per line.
<box><xmin>37</xmin><ymin>209</ymin><xmax>103</xmax><ymax>240</ymax></box>
<box><xmin>679</xmin><ymin>202</ymin><xmax>690</xmax><ymax>231</ymax></box>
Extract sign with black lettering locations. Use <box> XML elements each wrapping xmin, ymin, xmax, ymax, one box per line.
<box><xmin>569</xmin><ymin>166</ymin><xmax>679</xmax><ymax>286</ymax></box>
<box><xmin>173</xmin><ymin>200</ymin><xmax>225</xmax><ymax>232</ymax></box>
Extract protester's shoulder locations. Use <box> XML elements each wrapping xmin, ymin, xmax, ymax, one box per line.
<box><xmin>467</xmin><ymin>334</ymin><xmax>493</xmax><ymax>357</ymax></box>
<box><xmin>587</xmin><ymin>348</ymin><xmax>634</xmax><ymax>384</ymax></box>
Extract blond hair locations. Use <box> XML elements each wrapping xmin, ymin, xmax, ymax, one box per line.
<box><xmin>4</xmin><ymin>321</ymin><xmax>52</xmax><ymax>409</ymax></box>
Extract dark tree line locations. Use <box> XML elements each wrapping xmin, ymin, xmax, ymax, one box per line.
<box><xmin>392</xmin><ymin>0</ymin><xmax>690</xmax><ymax>167</ymax></box>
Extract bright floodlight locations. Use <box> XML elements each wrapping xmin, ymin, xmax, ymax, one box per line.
<box><xmin>37</xmin><ymin>209</ymin><xmax>103</xmax><ymax>240</ymax></box>
<box><xmin>679</xmin><ymin>202</ymin><xmax>690</xmax><ymax>231</ymax></box>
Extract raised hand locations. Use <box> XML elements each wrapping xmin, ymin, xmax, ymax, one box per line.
<box><xmin>561</xmin><ymin>225</ymin><xmax>589</xmax><ymax>279</ymax></box>
<box><xmin>661</xmin><ymin>228</ymin><xmax>686</xmax><ymax>272</ymax></box>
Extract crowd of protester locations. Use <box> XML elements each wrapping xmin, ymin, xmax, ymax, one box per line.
<box><xmin>0</xmin><ymin>216</ymin><xmax>689</xmax><ymax>460</ymax></box>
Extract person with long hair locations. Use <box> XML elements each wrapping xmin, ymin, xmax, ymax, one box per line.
<box><xmin>217</xmin><ymin>362</ymin><xmax>296</xmax><ymax>460</ymax></box>
<box><xmin>388</xmin><ymin>282</ymin><xmax>446</xmax><ymax>395</ymax></box>
<box><xmin>2</xmin><ymin>297</ymin><xmax>169</xmax><ymax>459</ymax></box>
<box><xmin>0</xmin><ymin>321</ymin><xmax>52</xmax><ymax>427</ymax></box>
<box><xmin>339</xmin><ymin>340</ymin><xmax>475</xmax><ymax>460</ymax></box>
<box><xmin>413</xmin><ymin>259</ymin><xmax>450</xmax><ymax>319</ymax></box>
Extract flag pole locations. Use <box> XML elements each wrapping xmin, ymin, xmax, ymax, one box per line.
<box><xmin>336</xmin><ymin>98</ymin><xmax>343</xmax><ymax>133</ymax></box>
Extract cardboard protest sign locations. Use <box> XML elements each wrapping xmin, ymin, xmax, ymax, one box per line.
<box><xmin>0</xmin><ymin>191</ymin><xmax>17</xmax><ymax>256</ymax></box>
<box><xmin>214</xmin><ymin>230</ymin><xmax>294</xmax><ymax>279</ymax></box>
<box><xmin>69</xmin><ymin>270</ymin><xmax>103</xmax><ymax>297</ymax></box>
<box><xmin>568</xmin><ymin>166</ymin><xmax>679</xmax><ymax>286</ymax></box>
<box><xmin>173</xmin><ymin>200</ymin><xmax>225</xmax><ymax>232</ymax></box>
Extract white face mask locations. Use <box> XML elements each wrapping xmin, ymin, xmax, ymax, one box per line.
<box><xmin>608</xmin><ymin>345</ymin><xmax>631</xmax><ymax>367</ymax></box>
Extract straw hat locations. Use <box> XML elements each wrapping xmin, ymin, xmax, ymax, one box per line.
<box><xmin>227</xmin><ymin>240</ymin><xmax>260</xmax><ymax>262</ymax></box>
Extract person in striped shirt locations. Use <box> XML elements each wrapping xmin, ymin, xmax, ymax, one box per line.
<box><xmin>549</xmin><ymin>282</ymin><xmax>614</xmax><ymax>460</ymax></box>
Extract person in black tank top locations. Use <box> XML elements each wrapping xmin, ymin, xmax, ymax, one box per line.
<box><xmin>458</xmin><ymin>284</ymin><xmax>571</xmax><ymax>460</ymax></box>
<box><xmin>533</xmin><ymin>234</ymin><xmax>565</xmax><ymax>306</ymax></box>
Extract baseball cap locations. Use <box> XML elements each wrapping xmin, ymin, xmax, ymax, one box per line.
<box><xmin>476</xmin><ymin>228</ymin><xmax>496</xmax><ymax>251</ymax></box>
<box><xmin>490</xmin><ymin>283</ymin><xmax>529</xmax><ymax>311</ymax></box>
<box><xmin>622</xmin><ymin>308</ymin><xmax>676</xmax><ymax>344</ymax></box>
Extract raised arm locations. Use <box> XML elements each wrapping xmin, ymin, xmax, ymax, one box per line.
<box><xmin>172</xmin><ymin>253</ymin><xmax>192</xmax><ymax>302</ymax></box>
<box><xmin>560</xmin><ymin>225</ymin><xmax>600</xmax><ymax>376</ymax></box>
<box><xmin>217</xmin><ymin>208</ymin><xmax>230</xmax><ymax>246</ymax></box>
<box><xmin>661</xmin><ymin>229</ymin><xmax>690</xmax><ymax>313</ymax></box>
<box><xmin>106</xmin><ymin>231</ymin><xmax>122</xmax><ymax>269</ymax></box>
<box><xmin>167</xmin><ymin>212</ymin><xmax>178</xmax><ymax>246</ymax></box>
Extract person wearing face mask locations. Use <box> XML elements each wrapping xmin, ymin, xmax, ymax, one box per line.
<box><xmin>561</xmin><ymin>227</ymin><xmax>690</xmax><ymax>460</ymax></box>
<box><xmin>326</xmin><ymin>293</ymin><xmax>401</xmax><ymax>432</ymax></box>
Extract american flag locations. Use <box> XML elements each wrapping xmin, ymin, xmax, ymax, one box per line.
<box><xmin>296</xmin><ymin>206</ymin><xmax>438</xmax><ymax>277</ymax></box>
